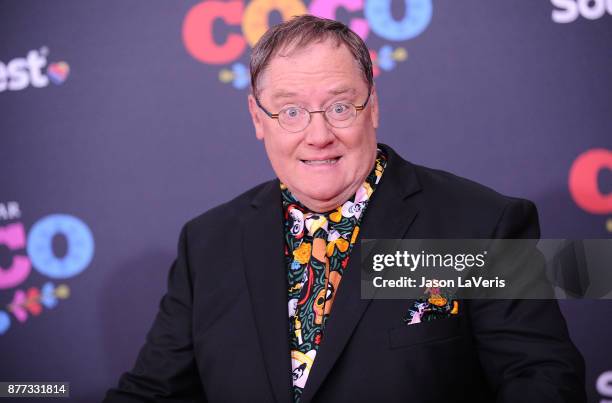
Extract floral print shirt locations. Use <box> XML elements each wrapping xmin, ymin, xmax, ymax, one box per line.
<box><xmin>281</xmin><ymin>149</ymin><xmax>387</xmax><ymax>402</ymax></box>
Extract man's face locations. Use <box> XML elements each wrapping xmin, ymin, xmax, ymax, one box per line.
<box><xmin>248</xmin><ymin>39</ymin><xmax>379</xmax><ymax>213</ymax></box>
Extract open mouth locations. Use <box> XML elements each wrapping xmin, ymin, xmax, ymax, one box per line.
<box><xmin>301</xmin><ymin>157</ymin><xmax>341</xmax><ymax>165</ymax></box>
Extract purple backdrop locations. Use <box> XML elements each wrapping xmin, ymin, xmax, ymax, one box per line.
<box><xmin>1</xmin><ymin>1</ymin><xmax>611</xmax><ymax>402</ymax></box>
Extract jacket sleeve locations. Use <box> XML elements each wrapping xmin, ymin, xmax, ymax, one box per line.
<box><xmin>103</xmin><ymin>223</ymin><xmax>206</xmax><ymax>402</ymax></box>
<box><xmin>466</xmin><ymin>199</ymin><xmax>587</xmax><ymax>403</ymax></box>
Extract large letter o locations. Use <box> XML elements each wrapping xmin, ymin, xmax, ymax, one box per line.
<box><xmin>242</xmin><ymin>0</ymin><xmax>308</xmax><ymax>47</ymax></box>
<box><xmin>568</xmin><ymin>148</ymin><xmax>612</xmax><ymax>214</ymax></box>
<box><xmin>27</xmin><ymin>214</ymin><xmax>94</xmax><ymax>279</ymax></box>
<box><xmin>364</xmin><ymin>0</ymin><xmax>432</xmax><ymax>41</ymax></box>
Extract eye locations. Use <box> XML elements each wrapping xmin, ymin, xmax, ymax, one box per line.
<box><xmin>328</xmin><ymin>103</ymin><xmax>352</xmax><ymax>119</ymax></box>
<box><xmin>334</xmin><ymin>104</ymin><xmax>348</xmax><ymax>114</ymax></box>
<box><xmin>282</xmin><ymin>106</ymin><xmax>302</xmax><ymax>120</ymax></box>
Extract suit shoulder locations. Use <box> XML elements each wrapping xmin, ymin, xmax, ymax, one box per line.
<box><xmin>413</xmin><ymin>163</ymin><xmax>531</xmax><ymax>209</ymax></box>
<box><xmin>183</xmin><ymin>179</ymin><xmax>275</xmax><ymax>234</ymax></box>
<box><xmin>414</xmin><ymin>165</ymin><xmax>539</xmax><ymax>238</ymax></box>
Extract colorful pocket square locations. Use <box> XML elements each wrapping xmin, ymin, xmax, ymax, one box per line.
<box><xmin>403</xmin><ymin>287</ymin><xmax>459</xmax><ymax>325</ymax></box>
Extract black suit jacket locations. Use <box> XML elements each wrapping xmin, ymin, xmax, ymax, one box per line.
<box><xmin>104</xmin><ymin>143</ymin><xmax>586</xmax><ymax>403</ymax></box>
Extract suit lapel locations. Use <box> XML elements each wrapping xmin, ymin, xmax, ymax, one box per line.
<box><xmin>241</xmin><ymin>179</ymin><xmax>293</xmax><ymax>403</ymax></box>
<box><xmin>299</xmin><ymin>144</ymin><xmax>422</xmax><ymax>403</ymax></box>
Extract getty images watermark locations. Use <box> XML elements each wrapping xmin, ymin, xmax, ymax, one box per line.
<box><xmin>360</xmin><ymin>239</ymin><xmax>612</xmax><ymax>299</ymax></box>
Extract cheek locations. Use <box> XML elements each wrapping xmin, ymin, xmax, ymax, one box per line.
<box><xmin>264</xmin><ymin>132</ymin><xmax>300</xmax><ymax>166</ymax></box>
<box><xmin>339</xmin><ymin>130</ymin><xmax>377</xmax><ymax>174</ymax></box>
<box><xmin>340</xmin><ymin>127</ymin><xmax>376</xmax><ymax>151</ymax></box>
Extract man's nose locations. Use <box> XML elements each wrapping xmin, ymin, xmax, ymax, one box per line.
<box><xmin>303</xmin><ymin>112</ymin><xmax>334</xmax><ymax>147</ymax></box>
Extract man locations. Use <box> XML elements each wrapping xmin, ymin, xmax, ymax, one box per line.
<box><xmin>104</xmin><ymin>15</ymin><xmax>585</xmax><ymax>403</ymax></box>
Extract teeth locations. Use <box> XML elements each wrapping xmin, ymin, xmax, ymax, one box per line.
<box><xmin>303</xmin><ymin>158</ymin><xmax>339</xmax><ymax>165</ymax></box>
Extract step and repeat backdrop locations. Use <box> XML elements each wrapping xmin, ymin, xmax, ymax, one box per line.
<box><xmin>1</xmin><ymin>1</ymin><xmax>611</xmax><ymax>402</ymax></box>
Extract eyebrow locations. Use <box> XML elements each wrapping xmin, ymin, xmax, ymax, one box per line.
<box><xmin>270</xmin><ymin>87</ymin><xmax>357</xmax><ymax>100</ymax></box>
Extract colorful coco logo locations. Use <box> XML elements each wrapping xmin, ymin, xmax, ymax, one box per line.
<box><xmin>182</xmin><ymin>0</ymin><xmax>432</xmax><ymax>89</ymax></box>
<box><xmin>568</xmin><ymin>148</ymin><xmax>612</xmax><ymax>232</ymax></box>
<box><xmin>0</xmin><ymin>47</ymin><xmax>70</xmax><ymax>93</ymax></box>
<box><xmin>0</xmin><ymin>202</ymin><xmax>94</xmax><ymax>335</ymax></box>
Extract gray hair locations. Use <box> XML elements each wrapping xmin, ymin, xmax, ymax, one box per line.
<box><xmin>249</xmin><ymin>14</ymin><xmax>373</xmax><ymax>96</ymax></box>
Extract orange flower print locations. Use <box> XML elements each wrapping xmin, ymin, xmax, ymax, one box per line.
<box><xmin>350</xmin><ymin>226</ymin><xmax>360</xmax><ymax>245</ymax></box>
<box><xmin>329</xmin><ymin>206</ymin><xmax>343</xmax><ymax>223</ymax></box>
<box><xmin>428</xmin><ymin>294</ymin><xmax>448</xmax><ymax>307</ymax></box>
<box><xmin>326</xmin><ymin>238</ymin><xmax>349</xmax><ymax>257</ymax></box>
<box><xmin>293</xmin><ymin>242</ymin><xmax>312</xmax><ymax>264</ymax></box>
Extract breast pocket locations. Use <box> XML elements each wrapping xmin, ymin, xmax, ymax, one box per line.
<box><xmin>388</xmin><ymin>316</ymin><xmax>463</xmax><ymax>349</ymax></box>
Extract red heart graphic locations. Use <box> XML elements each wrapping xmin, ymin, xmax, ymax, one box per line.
<box><xmin>47</xmin><ymin>62</ymin><xmax>70</xmax><ymax>84</ymax></box>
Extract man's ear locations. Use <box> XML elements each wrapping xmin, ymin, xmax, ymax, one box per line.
<box><xmin>370</xmin><ymin>84</ymin><xmax>379</xmax><ymax>129</ymax></box>
<box><xmin>248</xmin><ymin>94</ymin><xmax>265</xmax><ymax>140</ymax></box>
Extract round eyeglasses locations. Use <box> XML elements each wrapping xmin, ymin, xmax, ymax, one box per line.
<box><xmin>254</xmin><ymin>92</ymin><xmax>371</xmax><ymax>133</ymax></box>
